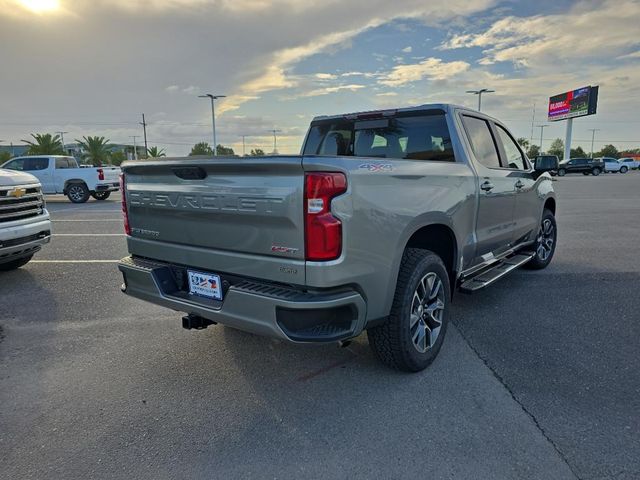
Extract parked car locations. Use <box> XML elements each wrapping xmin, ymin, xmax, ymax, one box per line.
<box><xmin>601</xmin><ymin>157</ymin><xmax>628</xmax><ymax>173</ymax></box>
<box><xmin>117</xmin><ymin>103</ymin><xmax>558</xmax><ymax>372</ymax></box>
<box><xmin>0</xmin><ymin>169</ymin><xmax>51</xmax><ymax>271</ymax></box>
<box><xmin>619</xmin><ymin>158</ymin><xmax>639</xmax><ymax>170</ymax></box>
<box><xmin>1</xmin><ymin>156</ymin><xmax>120</xmax><ymax>203</ymax></box>
<box><xmin>557</xmin><ymin>157</ymin><xmax>604</xmax><ymax>176</ymax></box>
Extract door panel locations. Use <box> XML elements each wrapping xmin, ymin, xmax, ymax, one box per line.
<box><xmin>460</xmin><ymin>115</ymin><xmax>517</xmax><ymax>262</ymax></box>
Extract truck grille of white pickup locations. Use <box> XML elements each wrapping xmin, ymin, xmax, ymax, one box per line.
<box><xmin>0</xmin><ymin>185</ymin><xmax>45</xmax><ymax>223</ymax></box>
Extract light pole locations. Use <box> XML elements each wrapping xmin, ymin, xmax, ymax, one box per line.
<box><xmin>199</xmin><ymin>94</ymin><xmax>226</xmax><ymax>156</ymax></box>
<box><xmin>240</xmin><ymin>135</ymin><xmax>248</xmax><ymax>157</ymax></box>
<box><xmin>269</xmin><ymin>129</ymin><xmax>282</xmax><ymax>154</ymax></box>
<box><xmin>466</xmin><ymin>88</ymin><xmax>495</xmax><ymax>112</ymax></box>
<box><xmin>130</xmin><ymin>135</ymin><xmax>140</xmax><ymax>160</ymax></box>
<box><xmin>536</xmin><ymin>125</ymin><xmax>548</xmax><ymax>153</ymax></box>
<box><xmin>588</xmin><ymin>128</ymin><xmax>600</xmax><ymax>158</ymax></box>
<box><xmin>56</xmin><ymin>131</ymin><xmax>68</xmax><ymax>153</ymax></box>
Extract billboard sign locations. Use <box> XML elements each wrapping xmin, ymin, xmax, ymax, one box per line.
<box><xmin>548</xmin><ymin>85</ymin><xmax>598</xmax><ymax>122</ymax></box>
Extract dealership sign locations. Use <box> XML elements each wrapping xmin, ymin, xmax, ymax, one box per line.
<box><xmin>548</xmin><ymin>85</ymin><xmax>599</xmax><ymax>122</ymax></box>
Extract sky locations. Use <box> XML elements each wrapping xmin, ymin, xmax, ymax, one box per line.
<box><xmin>1</xmin><ymin>0</ymin><xmax>639</xmax><ymax>156</ymax></box>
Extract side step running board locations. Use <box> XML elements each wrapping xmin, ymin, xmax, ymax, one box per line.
<box><xmin>459</xmin><ymin>253</ymin><xmax>534</xmax><ymax>293</ymax></box>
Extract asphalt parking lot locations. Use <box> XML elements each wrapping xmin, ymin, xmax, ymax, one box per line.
<box><xmin>1</xmin><ymin>172</ymin><xmax>639</xmax><ymax>479</ymax></box>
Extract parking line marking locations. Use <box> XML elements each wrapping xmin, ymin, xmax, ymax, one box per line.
<box><xmin>52</xmin><ymin>233</ymin><xmax>126</xmax><ymax>237</ymax></box>
<box><xmin>31</xmin><ymin>260</ymin><xmax>120</xmax><ymax>263</ymax></box>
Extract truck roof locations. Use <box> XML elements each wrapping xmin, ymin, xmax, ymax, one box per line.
<box><xmin>310</xmin><ymin>103</ymin><xmax>479</xmax><ymax>123</ymax></box>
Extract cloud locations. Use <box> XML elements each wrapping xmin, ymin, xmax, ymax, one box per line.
<box><xmin>376</xmin><ymin>92</ymin><xmax>398</xmax><ymax>97</ymax></box>
<box><xmin>315</xmin><ymin>73</ymin><xmax>338</xmax><ymax>80</ymax></box>
<box><xmin>617</xmin><ymin>51</ymin><xmax>640</xmax><ymax>60</ymax></box>
<box><xmin>441</xmin><ymin>0</ymin><xmax>640</xmax><ymax>68</ymax></box>
<box><xmin>378</xmin><ymin>57</ymin><xmax>470</xmax><ymax>86</ymax></box>
<box><xmin>401</xmin><ymin>46</ymin><xmax>412</xmax><ymax>53</ymax></box>
<box><xmin>298</xmin><ymin>84</ymin><xmax>367</xmax><ymax>98</ymax></box>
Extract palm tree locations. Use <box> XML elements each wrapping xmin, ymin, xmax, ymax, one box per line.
<box><xmin>147</xmin><ymin>146</ymin><xmax>166</xmax><ymax>158</ymax></box>
<box><xmin>76</xmin><ymin>136</ymin><xmax>112</xmax><ymax>166</ymax></box>
<box><xmin>22</xmin><ymin>133</ymin><xmax>64</xmax><ymax>155</ymax></box>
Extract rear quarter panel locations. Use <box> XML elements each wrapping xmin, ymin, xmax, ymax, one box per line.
<box><xmin>303</xmin><ymin>156</ymin><xmax>477</xmax><ymax>321</ymax></box>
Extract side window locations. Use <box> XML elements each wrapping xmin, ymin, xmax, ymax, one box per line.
<box><xmin>23</xmin><ymin>158</ymin><xmax>49</xmax><ymax>171</ymax></box>
<box><xmin>495</xmin><ymin>125</ymin><xmax>526</xmax><ymax>170</ymax></box>
<box><xmin>3</xmin><ymin>159</ymin><xmax>26</xmax><ymax>171</ymax></box>
<box><xmin>461</xmin><ymin>116</ymin><xmax>501</xmax><ymax>169</ymax></box>
<box><xmin>56</xmin><ymin>158</ymin><xmax>70</xmax><ymax>169</ymax></box>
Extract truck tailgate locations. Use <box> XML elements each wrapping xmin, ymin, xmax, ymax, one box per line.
<box><xmin>123</xmin><ymin>157</ymin><xmax>305</xmax><ymax>282</ymax></box>
<box><xmin>101</xmin><ymin>166</ymin><xmax>121</xmax><ymax>184</ymax></box>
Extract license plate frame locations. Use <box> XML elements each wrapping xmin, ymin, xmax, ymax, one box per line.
<box><xmin>187</xmin><ymin>269</ymin><xmax>223</xmax><ymax>301</ymax></box>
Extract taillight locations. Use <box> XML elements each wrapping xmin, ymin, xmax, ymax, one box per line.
<box><xmin>120</xmin><ymin>173</ymin><xmax>131</xmax><ymax>235</ymax></box>
<box><xmin>304</xmin><ymin>172</ymin><xmax>347</xmax><ymax>261</ymax></box>
<box><xmin>97</xmin><ymin>168</ymin><xmax>105</xmax><ymax>181</ymax></box>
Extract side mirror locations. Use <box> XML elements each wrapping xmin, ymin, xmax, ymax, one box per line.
<box><xmin>534</xmin><ymin>156</ymin><xmax>559</xmax><ymax>173</ymax></box>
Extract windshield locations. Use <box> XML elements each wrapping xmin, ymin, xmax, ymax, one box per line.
<box><xmin>303</xmin><ymin>110</ymin><xmax>455</xmax><ymax>162</ymax></box>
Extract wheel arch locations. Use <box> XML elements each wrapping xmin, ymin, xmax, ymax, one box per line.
<box><xmin>543</xmin><ymin>196</ymin><xmax>556</xmax><ymax>215</ymax></box>
<box><xmin>63</xmin><ymin>179</ymin><xmax>88</xmax><ymax>194</ymax></box>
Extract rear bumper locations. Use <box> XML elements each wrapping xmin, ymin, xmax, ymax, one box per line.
<box><xmin>118</xmin><ymin>256</ymin><xmax>367</xmax><ymax>343</ymax></box>
<box><xmin>95</xmin><ymin>183</ymin><xmax>120</xmax><ymax>192</ymax></box>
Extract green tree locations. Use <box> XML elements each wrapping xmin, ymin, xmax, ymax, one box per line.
<box><xmin>547</xmin><ymin>138</ymin><xmax>564</xmax><ymax>157</ymax></box>
<box><xmin>76</xmin><ymin>136</ymin><xmax>112</xmax><ymax>166</ymax></box>
<box><xmin>517</xmin><ymin>137</ymin><xmax>530</xmax><ymax>151</ymax></box>
<box><xmin>216</xmin><ymin>144</ymin><xmax>235</xmax><ymax>156</ymax></box>
<box><xmin>110</xmin><ymin>151</ymin><xmax>127</xmax><ymax>166</ymax></box>
<box><xmin>147</xmin><ymin>146</ymin><xmax>166</xmax><ymax>158</ymax></box>
<box><xmin>0</xmin><ymin>151</ymin><xmax>11</xmax><ymax>163</ymax></box>
<box><xmin>22</xmin><ymin>133</ymin><xmax>64</xmax><ymax>155</ymax></box>
<box><xmin>189</xmin><ymin>142</ymin><xmax>213</xmax><ymax>156</ymax></box>
<box><xmin>250</xmin><ymin>148</ymin><xmax>265</xmax><ymax>156</ymax></box>
<box><xmin>526</xmin><ymin>144</ymin><xmax>540</xmax><ymax>159</ymax></box>
<box><xmin>598</xmin><ymin>144</ymin><xmax>618</xmax><ymax>158</ymax></box>
<box><xmin>570</xmin><ymin>146</ymin><xmax>586</xmax><ymax>158</ymax></box>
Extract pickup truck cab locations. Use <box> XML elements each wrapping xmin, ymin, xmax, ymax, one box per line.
<box><xmin>118</xmin><ymin>104</ymin><xmax>558</xmax><ymax>372</ymax></box>
<box><xmin>1</xmin><ymin>156</ymin><xmax>120</xmax><ymax>203</ymax></box>
<box><xmin>0</xmin><ymin>169</ymin><xmax>51</xmax><ymax>271</ymax></box>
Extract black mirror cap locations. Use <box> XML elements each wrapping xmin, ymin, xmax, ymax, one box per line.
<box><xmin>534</xmin><ymin>155</ymin><xmax>559</xmax><ymax>172</ymax></box>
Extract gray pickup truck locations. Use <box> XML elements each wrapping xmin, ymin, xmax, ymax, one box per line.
<box><xmin>118</xmin><ymin>104</ymin><xmax>558</xmax><ymax>372</ymax></box>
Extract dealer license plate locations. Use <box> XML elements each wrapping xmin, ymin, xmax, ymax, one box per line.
<box><xmin>187</xmin><ymin>270</ymin><xmax>223</xmax><ymax>300</ymax></box>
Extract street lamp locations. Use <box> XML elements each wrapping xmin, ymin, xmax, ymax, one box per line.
<box><xmin>199</xmin><ymin>94</ymin><xmax>226</xmax><ymax>156</ymax></box>
<box><xmin>466</xmin><ymin>88</ymin><xmax>495</xmax><ymax>112</ymax></box>
<box><xmin>269</xmin><ymin>129</ymin><xmax>282</xmax><ymax>154</ymax></box>
<box><xmin>56</xmin><ymin>131</ymin><xmax>69</xmax><ymax>153</ymax></box>
<box><xmin>536</xmin><ymin>125</ymin><xmax>548</xmax><ymax>153</ymax></box>
<box><xmin>588</xmin><ymin>129</ymin><xmax>600</xmax><ymax>158</ymax></box>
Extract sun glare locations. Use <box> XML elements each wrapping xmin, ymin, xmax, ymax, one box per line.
<box><xmin>18</xmin><ymin>0</ymin><xmax>60</xmax><ymax>13</ymax></box>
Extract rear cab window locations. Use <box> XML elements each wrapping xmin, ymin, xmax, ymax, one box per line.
<box><xmin>303</xmin><ymin>110</ymin><xmax>456</xmax><ymax>162</ymax></box>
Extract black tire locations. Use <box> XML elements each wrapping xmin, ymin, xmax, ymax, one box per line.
<box><xmin>592</xmin><ymin>168</ymin><xmax>601</xmax><ymax>176</ymax></box>
<box><xmin>620</xmin><ymin>166</ymin><xmax>628</xmax><ymax>174</ymax></box>
<box><xmin>557</xmin><ymin>168</ymin><xmax>566</xmax><ymax>176</ymax></box>
<box><xmin>525</xmin><ymin>209</ymin><xmax>557</xmax><ymax>270</ymax></box>
<box><xmin>0</xmin><ymin>255</ymin><xmax>33</xmax><ymax>271</ymax></box>
<box><xmin>582</xmin><ymin>172</ymin><xmax>589</xmax><ymax>175</ymax></box>
<box><xmin>91</xmin><ymin>191</ymin><xmax>111</xmax><ymax>201</ymax></box>
<box><xmin>367</xmin><ymin>249</ymin><xmax>450</xmax><ymax>372</ymax></box>
<box><xmin>66</xmin><ymin>183</ymin><xmax>90</xmax><ymax>203</ymax></box>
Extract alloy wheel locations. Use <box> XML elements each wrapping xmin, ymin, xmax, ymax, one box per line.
<box><xmin>409</xmin><ymin>272</ymin><xmax>445</xmax><ymax>353</ymax></box>
<box><xmin>536</xmin><ymin>218</ymin><xmax>555</xmax><ymax>261</ymax></box>
<box><xmin>68</xmin><ymin>185</ymin><xmax>85</xmax><ymax>202</ymax></box>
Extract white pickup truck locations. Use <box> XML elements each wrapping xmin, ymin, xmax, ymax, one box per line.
<box><xmin>1</xmin><ymin>155</ymin><xmax>120</xmax><ymax>203</ymax></box>
<box><xmin>0</xmin><ymin>169</ymin><xmax>51</xmax><ymax>271</ymax></box>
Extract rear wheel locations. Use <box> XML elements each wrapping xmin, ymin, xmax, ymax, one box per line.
<box><xmin>557</xmin><ymin>168</ymin><xmax>566</xmax><ymax>176</ymax></box>
<box><xmin>66</xmin><ymin>183</ymin><xmax>90</xmax><ymax>203</ymax></box>
<box><xmin>620</xmin><ymin>166</ymin><xmax>628</xmax><ymax>174</ymax></box>
<box><xmin>525</xmin><ymin>209</ymin><xmax>557</xmax><ymax>270</ymax></box>
<box><xmin>592</xmin><ymin>167</ymin><xmax>601</xmax><ymax>176</ymax></box>
<box><xmin>368</xmin><ymin>249</ymin><xmax>450</xmax><ymax>372</ymax></box>
<box><xmin>91</xmin><ymin>191</ymin><xmax>111</xmax><ymax>200</ymax></box>
<box><xmin>0</xmin><ymin>255</ymin><xmax>33</xmax><ymax>271</ymax></box>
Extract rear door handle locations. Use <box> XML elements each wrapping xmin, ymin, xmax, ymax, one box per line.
<box><xmin>480</xmin><ymin>181</ymin><xmax>494</xmax><ymax>192</ymax></box>
<box><xmin>515</xmin><ymin>180</ymin><xmax>524</xmax><ymax>189</ymax></box>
